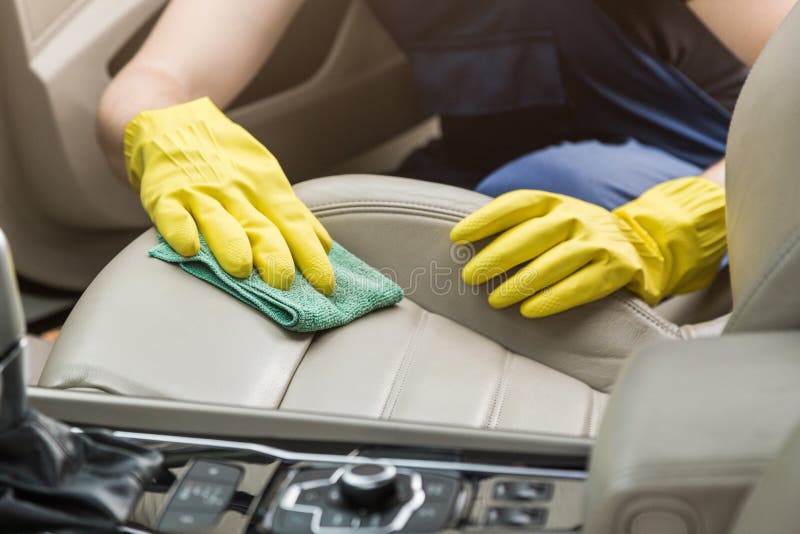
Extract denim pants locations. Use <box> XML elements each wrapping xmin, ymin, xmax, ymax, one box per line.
<box><xmin>475</xmin><ymin>138</ymin><xmax>703</xmax><ymax>210</ymax></box>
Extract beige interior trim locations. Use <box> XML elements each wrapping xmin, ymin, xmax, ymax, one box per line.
<box><xmin>586</xmin><ymin>331</ymin><xmax>800</xmax><ymax>534</ymax></box>
<box><xmin>16</xmin><ymin>0</ymin><xmax>89</xmax><ymax>55</ymax></box>
<box><xmin>0</xmin><ymin>0</ymin><xmax>430</xmax><ymax>289</ymax></box>
<box><xmin>28</xmin><ymin>387</ymin><xmax>593</xmax><ymax>458</ymax></box>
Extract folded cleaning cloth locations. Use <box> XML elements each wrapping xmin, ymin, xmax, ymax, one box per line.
<box><xmin>149</xmin><ymin>235</ymin><xmax>403</xmax><ymax>332</ymax></box>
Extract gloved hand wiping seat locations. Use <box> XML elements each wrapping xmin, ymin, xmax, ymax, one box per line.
<box><xmin>124</xmin><ymin>97</ymin><xmax>335</xmax><ymax>295</ymax></box>
<box><xmin>450</xmin><ymin>177</ymin><xmax>726</xmax><ymax>318</ymax></box>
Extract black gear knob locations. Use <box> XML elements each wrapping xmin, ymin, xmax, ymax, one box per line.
<box><xmin>339</xmin><ymin>463</ymin><xmax>398</xmax><ymax>508</ymax></box>
<box><xmin>0</xmin><ymin>229</ymin><xmax>28</xmax><ymax>431</ymax></box>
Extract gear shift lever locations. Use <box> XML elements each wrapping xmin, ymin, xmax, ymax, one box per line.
<box><xmin>0</xmin><ymin>229</ymin><xmax>27</xmax><ymax>429</ymax></box>
<box><xmin>0</xmin><ymin>228</ymin><xmax>164</xmax><ymax>531</ymax></box>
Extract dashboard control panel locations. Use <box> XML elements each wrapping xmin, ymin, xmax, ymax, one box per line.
<box><xmin>157</xmin><ymin>460</ymin><xmax>243</xmax><ymax>531</ymax></box>
<box><xmin>267</xmin><ymin>465</ymin><xmax>463</xmax><ymax>533</ymax></box>
<box><xmin>119</xmin><ymin>431</ymin><xmax>586</xmax><ymax>533</ymax></box>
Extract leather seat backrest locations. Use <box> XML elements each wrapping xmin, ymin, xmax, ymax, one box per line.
<box><xmin>725</xmin><ymin>3</ymin><xmax>800</xmax><ymax>332</ymax></box>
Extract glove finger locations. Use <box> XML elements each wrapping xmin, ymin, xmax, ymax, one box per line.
<box><xmin>263</xmin><ymin>204</ymin><xmax>335</xmax><ymax>295</ymax></box>
<box><xmin>450</xmin><ymin>190</ymin><xmax>558</xmax><ymax>243</ymax></box>
<box><xmin>152</xmin><ymin>196</ymin><xmax>200</xmax><ymax>257</ymax></box>
<box><xmin>286</xmin><ymin>221</ymin><xmax>335</xmax><ymax>295</ymax></box>
<box><xmin>519</xmin><ymin>261</ymin><xmax>627</xmax><ymax>318</ymax></box>
<box><xmin>487</xmin><ymin>240</ymin><xmax>595</xmax><ymax>309</ymax></box>
<box><xmin>253</xmin><ymin>195</ymin><xmax>335</xmax><ymax>295</ymax></box>
<box><xmin>309</xmin><ymin>212</ymin><xmax>333</xmax><ymax>253</ymax></box>
<box><xmin>223</xmin><ymin>195</ymin><xmax>295</xmax><ymax>289</ymax></box>
<box><xmin>461</xmin><ymin>211</ymin><xmax>573</xmax><ymax>285</ymax></box>
<box><xmin>284</xmin><ymin>198</ymin><xmax>334</xmax><ymax>253</ymax></box>
<box><xmin>186</xmin><ymin>192</ymin><xmax>253</xmax><ymax>279</ymax></box>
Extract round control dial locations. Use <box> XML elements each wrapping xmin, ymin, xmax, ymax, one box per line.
<box><xmin>339</xmin><ymin>463</ymin><xmax>398</xmax><ymax>508</ymax></box>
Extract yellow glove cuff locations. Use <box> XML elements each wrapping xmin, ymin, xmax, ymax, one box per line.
<box><xmin>123</xmin><ymin>97</ymin><xmax>226</xmax><ymax>191</ymax></box>
<box><xmin>613</xmin><ymin>177</ymin><xmax>727</xmax><ymax>304</ymax></box>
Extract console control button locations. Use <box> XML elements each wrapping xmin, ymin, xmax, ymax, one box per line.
<box><xmin>273</xmin><ymin>508</ymin><xmax>314</xmax><ymax>534</ymax></box>
<box><xmin>171</xmin><ymin>479</ymin><xmax>234</xmax><ymax>511</ymax></box>
<box><xmin>159</xmin><ymin>510</ymin><xmax>220</xmax><ymax>532</ymax></box>
<box><xmin>340</xmin><ymin>463</ymin><xmax>398</xmax><ymax>508</ymax></box>
<box><xmin>324</xmin><ymin>484</ymin><xmax>345</xmax><ymax>507</ymax></box>
<box><xmin>188</xmin><ymin>460</ymin><xmax>241</xmax><ymax>485</ymax></box>
<box><xmin>157</xmin><ymin>460</ymin><xmax>241</xmax><ymax>532</ymax></box>
<box><xmin>320</xmin><ymin>508</ymin><xmax>359</xmax><ymax>528</ymax></box>
<box><xmin>402</xmin><ymin>500</ymin><xmax>451</xmax><ymax>532</ymax></box>
<box><xmin>494</xmin><ymin>480</ymin><xmax>552</xmax><ymax>502</ymax></box>
<box><xmin>291</xmin><ymin>468</ymin><xmax>336</xmax><ymax>484</ymax></box>
<box><xmin>487</xmin><ymin>507</ymin><xmax>547</xmax><ymax>528</ymax></box>
<box><xmin>296</xmin><ymin>487</ymin><xmax>326</xmax><ymax>507</ymax></box>
<box><xmin>421</xmin><ymin>473</ymin><xmax>459</xmax><ymax>502</ymax></box>
<box><xmin>363</xmin><ymin>507</ymin><xmax>401</xmax><ymax>528</ymax></box>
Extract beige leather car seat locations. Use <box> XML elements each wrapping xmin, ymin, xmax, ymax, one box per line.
<box><xmin>39</xmin><ymin>167</ymin><xmax>733</xmax><ymax>439</ymax></box>
<box><xmin>39</xmin><ymin>0</ymin><xmax>800</xmax><ymax>443</ymax></box>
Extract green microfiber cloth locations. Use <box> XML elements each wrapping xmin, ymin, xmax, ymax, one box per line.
<box><xmin>149</xmin><ymin>235</ymin><xmax>403</xmax><ymax>332</ymax></box>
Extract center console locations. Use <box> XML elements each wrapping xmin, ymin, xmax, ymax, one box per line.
<box><xmin>122</xmin><ymin>431</ymin><xmax>586</xmax><ymax>533</ymax></box>
<box><xmin>2</xmin><ymin>228</ymin><xmax>586</xmax><ymax>533</ymax></box>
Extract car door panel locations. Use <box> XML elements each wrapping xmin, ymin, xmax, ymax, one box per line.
<box><xmin>0</xmin><ymin>0</ymin><xmax>427</xmax><ymax>289</ymax></box>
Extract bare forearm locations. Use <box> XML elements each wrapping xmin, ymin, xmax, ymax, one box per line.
<box><xmin>689</xmin><ymin>0</ymin><xmax>797</xmax><ymax>66</ymax></box>
<box><xmin>96</xmin><ymin>0</ymin><xmax>303</xmax><ymax>181</ymax></box>
<box><xmin>97</xmin><ymin>64</ymin><xmax>191</xmax><ymax>179</ymax></box>
<box><xmin>702</xmin><ymin>158</ymin><xmax>725</xmax><ymax>187</ymax></box>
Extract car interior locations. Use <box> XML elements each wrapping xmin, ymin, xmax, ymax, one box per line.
<box><xmin>1</xmin><ymin>0</ymin><xmax>799</xmax><ymax>532</ymax></box>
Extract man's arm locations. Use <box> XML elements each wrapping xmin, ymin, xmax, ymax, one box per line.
<box><xmin>689</xmin><ymin>0</ymin><xmax>797</xmax><ymax>67</ymax></box>
<box><xmin>97</xmin><ymin>0</ymin><xmax>303</xmax><ymax>179</ymax></box>
<box><xmin>701</xmin><ymin>159</ymin><xmax>725</xmax><ymax>187</ymax></box>
<box><xmin>690</xmin><ymin>0</ymin><xmax>797</xmax><ymax>186</ymax></box>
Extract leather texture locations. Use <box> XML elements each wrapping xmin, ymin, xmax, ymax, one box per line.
<box><xmin>296</xmin><ymin>175</ymin><xmax>691</xmax><ymax>391</ymax></box>
<box><xmin>725</xmin><ymin>3</ymin><xmax>800</xmax><ymax>333</ymax></box>
<box><xmin>730</xmin><ymin>424</ymin><xmax>800</xmax><ymax>534</ymax></box>
<box><xmin>40</xmin><ymin>175</ymin><xmax>727</xmax><ymax>439</ymax></box>
<box><xmin>41</xmin><ymin>230</ymin><xmax>607</xmax><ymax>438</ymax></box>
<box><xmin>585</xmin><ymin>332</ymin><xmax>800</xmax><ymax>534</ymax></box>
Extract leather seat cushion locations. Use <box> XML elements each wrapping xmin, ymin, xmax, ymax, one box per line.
<box><xmin>39</xmin><ymin>229</ymin><xmax>606</xmax><ymax>438</ymax></box>
<box><xmin>40</xmin><ymin>174</ymin><xmax>737</xmax><ymax>440</ymax></box>
<box><xmin>283</xmin><ymin>299</ymin><xmax>608</xmax><ymax>437</ymax></box>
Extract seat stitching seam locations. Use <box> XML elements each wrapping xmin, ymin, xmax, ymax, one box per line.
<box><xmin>308</xmin><ymin>199</ymin><xmax>475</xmax><ymax>217</ymax></box>
<box><xmin>317</xmin><ymin>210</ymin><xmax>461</xmax><ymax>225</ymax></box>
<box><xmin>483</xmin><ymin>350</ymin><xmax>512</xmax><ymax>429</ymax></box>
<box><xmin>275</xmin><ymin>332</ymin><xmax>316</xmax><ymax>409</ymax></box>
<box><xmin>611</xmin><ymin>293</ymin><xmax>681</xmax><ymax>337</ymax></box>
<box><xmin>484</xmin><ymin>352</ymin><xmax>505</xmax><ymax>429</ymax></box>
<box><xmin>381</xmin><ymin>310</ymin><xmax>428</xmax><ymax>420</ymax></box>
<box><xmin>380</xmin><ymin>309</ymin><xmax>429</xmax><ymax>420</ymax></box>
<box><xmin>582</xmin><ymin>388</ymin><xmax>597</xmax><ymax>438</ymax></box>
<box><xmin>486</xmin><ymin>352</ymin><xmax>515</xmax><ymax>430</ymax></box>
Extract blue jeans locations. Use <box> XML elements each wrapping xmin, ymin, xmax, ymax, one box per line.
<box><xmin>475</xmin><ymin>138</ymin><xmax>702</xmax><ymax>210</ymax></box>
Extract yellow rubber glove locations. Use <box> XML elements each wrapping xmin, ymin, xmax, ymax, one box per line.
<box><xmin>450</xmin><ymin>177</ymin><xmax>726</xmax><ymax>318</ymax></box>
<box><xmin>124</xmin><ymin>97</ymin><xmax>335</xmax><ymax>294</ymax></box>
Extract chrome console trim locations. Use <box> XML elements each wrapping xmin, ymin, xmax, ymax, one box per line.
<box><xmin>108</xmin><ymin>430</ymin><xmax>588</xmax><ymax>480</ymax></box>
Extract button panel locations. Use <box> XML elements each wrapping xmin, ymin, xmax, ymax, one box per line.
<box><xmin>273</xmin><ymin>508</ymin><xmax>314</xmax><ymax>534</ymax></box>
<box><xmin>402</xmin><ymin>500</ymin><xmax>452</xmax><ymax>532</ymax></box>
<box><xmin>157</xmin><ymin>460</ymin><xmax>243</xmax><ymax>532</ymax></box>
<box><xmin>270</xmin><ymin>466</ymin><xmax>461</xmax><ymax>533</ymax></box>
<box><xmin>493</xmin><ymin>480</ymin><xmax>552</xmax><ymax>502</ymax></box>
<box><xmin>466</xmin><ymin>474</ymin><xmax>586</xmax><ymax>531</ymax></box>
<box><xmin>487</xmin><ymin>507</ymin><xmax>547</xmax><ymax>528</ymax></box>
